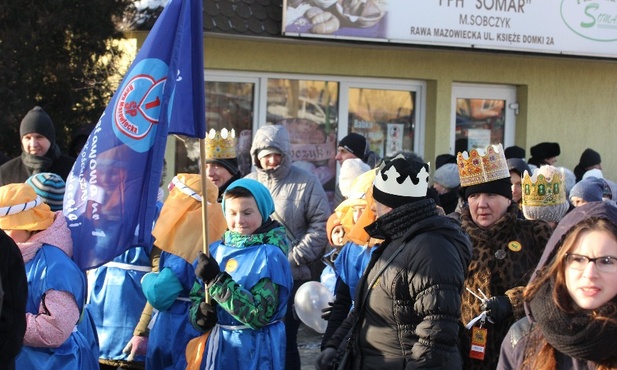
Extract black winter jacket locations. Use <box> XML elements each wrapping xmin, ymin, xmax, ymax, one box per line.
<box><xmin>0</xmin><ymin>230</ymin><xmax>28</xmax><ymax>367</ymax></box>
<box><xmin>0</xmin><ymin>153</ymin><xmax>74</xmax><ymax>185</ymax></box>
<box><xmin>342</xmin><ymin>199</ymin><xmax>472</xmax><ymax>370</ymax></box>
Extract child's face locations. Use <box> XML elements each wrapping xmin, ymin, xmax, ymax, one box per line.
<box><xmin>352</xmin><ymin>205</ymin><xmax>366</xmax><ymax>224</ymax></box>
<box><xmin>5</xmin><ymin>229</ymin><xmax>32</xmax><ymax>243</ymax></box>
<box><xmin>331</xmin><ymin>225</ymin><xmax>345</xmax><ymax>247</ymax></box>
<box><xmin>224</xmin><ymin>196</ymin><xmax>263</xmax><ymax>235</ymax></box>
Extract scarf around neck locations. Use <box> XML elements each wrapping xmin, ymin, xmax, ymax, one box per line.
<box><xmin>21</xmin><ymin>143</ymin><xmax>62</xmax><ymax>174</ymax></box>
<box><xmin>529</xmin><ymin>278</ymin><xmax>617</xmax><ymax>366</ymax></box>
<box><xmin>223</xmin><ymin>220</ymin><xmax>289</xmax><ymax>255</ymax></box>
<box><xmin>460</xmin><ymin>203</ymin><xmax>518</xmax><ymax>243</ymax></box>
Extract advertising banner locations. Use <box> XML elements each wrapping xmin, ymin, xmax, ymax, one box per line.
<box><xmin>283</xmin><ymin>0</ymin><xmax>617</xmax><ymax>59</ymax></box>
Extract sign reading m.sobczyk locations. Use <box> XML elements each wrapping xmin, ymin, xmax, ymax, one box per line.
<box><xmin>283</xmin><ymin>0</ymin><xmax>617</xmax><ymax>59</ymax></box>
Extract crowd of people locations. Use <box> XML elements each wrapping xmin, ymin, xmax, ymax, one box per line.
<box><xmin>0</xmin><ymin>105</ymin><xmax>616</xmax><ymax>370</ymax></box>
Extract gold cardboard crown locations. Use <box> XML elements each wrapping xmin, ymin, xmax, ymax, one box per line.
<box><xmin>521</xmin><ymin>166</ymin><xmax>567</xmax><ymax>207</ymax></box>
<box><xmin>204</xmin><ymin>128</ymin><xmax>237</xmax><ymax>159</ymax></box>
<box><xmin>456</xmin><ymin>144</ymin><xmax>510</xmax><ymax>187</ymax></box>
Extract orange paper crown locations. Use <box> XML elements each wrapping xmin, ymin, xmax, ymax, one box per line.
<box><xmin>205</xmin><ymin>128</ymin><xmax>237</xmax><ymax>159</ymax></box>
<box><xmin>457</xmin><ymin>144</ymin><xmax>510</xmax><ymax>187</ymax></box>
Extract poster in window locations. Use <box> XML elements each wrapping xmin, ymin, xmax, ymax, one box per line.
<box><xmin>386</xmin><ymin>123</ymin><xmax>404</xmax><ymax>157</ymax></box>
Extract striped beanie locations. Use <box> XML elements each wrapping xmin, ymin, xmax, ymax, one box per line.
<box><xmin>26</xmin><ymin>172</ymin><xmax>65</xmax><ymax>211</ymax></box>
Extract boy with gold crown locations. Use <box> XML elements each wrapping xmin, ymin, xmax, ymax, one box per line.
<box><xmin>203</xmin><ymin>128</ymin><xmax>242</xmax><ymax>202</ymax></box>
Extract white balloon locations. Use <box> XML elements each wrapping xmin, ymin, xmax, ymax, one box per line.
<box><xmin>293</xmin><ymin>281</ymin><xmax>334</xmax><ymax>334</ymax></box>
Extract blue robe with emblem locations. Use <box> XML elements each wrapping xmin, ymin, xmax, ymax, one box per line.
<box><xmin>86</xmin><ymin>246</ymin><xmax>152</xmax><ymax>363</ymax></box>
<box><xmin>16</xmin><ymin>245</ymin><xmax>98</xmax><ymax>370</ymax></box>
<box><xmin>201</xmin><ymin>240</ymin><xmax>293</xmax><ymax>370</ymax></box>
<box><xmin>144</xmin><ymin>251</ymin><xmax>201</xmax><ymax>370</ymax></box>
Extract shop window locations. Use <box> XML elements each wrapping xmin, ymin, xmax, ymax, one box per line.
<box><xmin>346</xmin><ymin>88</ymin><xmax>416</xmax><ymax>158</ymax></box>
<box><xmin>170</xmin><ymin>72</ymin><xmax>425</xmax><ymax>205</ymax></box>
<box><xmin>451</xmin><ymin>83</ymin><xmax>516</xmax><ymax>153</ymax></box>
<box><xmin>175</xmin><ymin>81</ymin><xmax>255</xmax><ymax>176</ymax></box>
<box><xmin>267</xmin><ymin>78</ymin><xmax>340</xmax><ymax>195</ymax></box>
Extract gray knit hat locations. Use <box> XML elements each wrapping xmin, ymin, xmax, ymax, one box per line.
<box><xmin>570</xmin><ymin>177</ymin><xmax>604</xmax><ymax>203</ymax></box>
<box><xmin>433</xmin><ymin>163</ymin><xmax>460</xmax><ymax>190</ymax></box>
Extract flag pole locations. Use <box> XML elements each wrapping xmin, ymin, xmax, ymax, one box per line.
<box><xmin>199</xmin><ymin>138</ymin><xmax>211</xmax><ymax>303</ymax></box>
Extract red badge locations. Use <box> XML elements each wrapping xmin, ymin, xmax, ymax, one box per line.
<box><xmin>469</xmin><ymin>326</ymin><xmax>488</xmax><ymax>360</ymax></box>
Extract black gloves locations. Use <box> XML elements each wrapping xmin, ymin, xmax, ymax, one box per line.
<box><xmin>315</xmin><ymin>347</ymin><xmax>337</xmax><ymax>370</ymax></box>
<box><xmin>195</xmin><ymin>251</ymin><xmax>220</xmax><ymax>284</ymax></box>
<box><xmin>194</xmin><ymin>301</ymin><xmax>217</xmax><ymax>332</ymax></box>
<box><xmin>481</xmin><ymin>295</ymin><xmax>513</xmax><ymax>323</ymax></box>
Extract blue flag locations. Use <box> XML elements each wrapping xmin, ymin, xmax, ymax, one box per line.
<box><xmin>63</xmin><ymin>0</ymin><xmax>205</xmax><ymax>270</ymax></box>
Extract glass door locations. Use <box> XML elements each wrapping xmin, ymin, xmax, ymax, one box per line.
<box><xmin>451</xmin><ymin>83</ymin><xmax>517</xmax><ymax>154</ymax></box>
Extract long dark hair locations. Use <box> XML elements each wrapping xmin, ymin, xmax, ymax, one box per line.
<box><xmin>522</xmin><ymin>218</ymin><xmax>617</xmax><ymax>370</ymax></box>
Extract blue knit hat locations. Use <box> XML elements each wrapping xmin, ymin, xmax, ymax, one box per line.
<box><xmin>569</xmin><ymin>177</ymin><xmax>604</xmax><ymax>203</ymax></box>
<box><xmin>25</xmin><ymin>172</ymin><xmax>65</xmax><ymax>211</ymax></box>
<box><xmin>222</xmin><ymin>178</ymin><xmax>274</xmax><ymax>223</ymax></box>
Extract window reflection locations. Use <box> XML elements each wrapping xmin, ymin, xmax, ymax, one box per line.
<box><xmin>347</xmin><ymin>88</ymin><xmax>415</xmax><ymax>158</ymax></box>
<box><xmin>455</xmin><ymin>98</ymin><xmax>505</xmax><ymax>153</ymax></box>
<box><xmin>175</xmin><ymin>81</ymin><xmax>255</xmax><ymax>175</ymax></box>
<box><xmin>267</xmin><ymin>79</ymin><xmax>340</xmax><ymax>197</ymax></box>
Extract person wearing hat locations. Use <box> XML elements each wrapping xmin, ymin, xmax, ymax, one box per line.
<box><xmin>0</xmin><ymin>229</ymin><xmax>28</xmax><ymax>370</ymax></box>
<box><xmin>0</xmin><ymin>183</ymin><xmax>98</xmax><ymax>369</ymax></box>
<box><xmin>453</xmin><ymin>144</ymin><xmax>553</xmax><ymax>370</ymax></box>
<box><xmin>521</xmin><ymin>165</ymin><xmax>569</xmax><ymax>229</ymax></box>
<box><xmin>528</xmin><ymin>142</ymin><xmax>560</xmax><ymax>168</ymax></box>
<box><xmin>189</xmin><ymin>178</ymin><xmax>293</xmax><ymax>370</ymax></box>
<box><xmin>504</xmin><ymin>145</ymin><xmax>526</xmax><ymax>160</ymax></box>
<box><xmin>246</xmin><ymin>124</ymin><xmax>330</xmax><ymax>369</ymax></box>
<box><xmin>333</xmin><ymin>132</ymin><xmax>377</xmax><ymax>207</ymax></box>
<box><xmin>203</xmin><ymin>128</ymin><xmax>242</xmax><ymax>202</ymax></box>
<box><xmin>0</xmin><ymin>106</ymin><xmax>75</xmax><ymax>186</ymax></box>
<box><xmin>318</xmin><ymin>168</ymin><xmax>381</xmax><ymax>354</ymax></box>
<box><xmin>573</xmin><ymin>148</ymin><xmax>602</xmax><ymax>183</ymax></box>
<box><xmin>318</xmin><ymin>153</ymin><xmax>472</xmax><ymax>369</ymax></box>
<box><xmin>569</xmin><ymin>176</ymin><xmax>605</xmax><ymax>207</ymax></box>
<box><xmin>435</xmin><ymin>153</ymin><xmax>457</xmax><ymax>169</ymax></box>
<box><xmin>22</xmin><ymin>172</ymin><xmax>100</xmax><ymax>363</ymax></box>
<box><xmin>433</xmin><ymin>162</ymin><xmax>461</xmax><ymax>214</ymax></box>
<box><xmin>140</xmin><ymin>174</ymin><xmax>226</xmax><ymax>370</ymax></box>
<box><xmin>507</xmin><ymin>158</ymin><xmax>532</xmax><ymax>216</ymax></box>
<box><xmin>25</xmin><ymin>172</ymin><xmax>65</xmax><ymax>212</ymax></box>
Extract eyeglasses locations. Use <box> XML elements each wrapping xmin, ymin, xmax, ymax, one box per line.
<box><xmin>565</xmin><ymin>253</ymin><xmax>617</xmax><ymax>273</ymax></box>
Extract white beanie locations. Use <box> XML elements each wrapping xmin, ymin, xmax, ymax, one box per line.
<box><xmin>339</xmin><ymin>158</ymin><xmax>370</xmax><ymax>198</ymax></box>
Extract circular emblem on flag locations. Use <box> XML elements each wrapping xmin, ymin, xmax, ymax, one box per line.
<box><xmin>113</xmin><ymin>58</ymin><xmax>168</xmax><ymax>153</ymax></box>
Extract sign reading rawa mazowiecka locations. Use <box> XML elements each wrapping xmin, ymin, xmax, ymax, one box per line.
<box><xmin>283</xmin><ymin>0</ymin><xmax>617</xmax><ymax>59</ymax></box>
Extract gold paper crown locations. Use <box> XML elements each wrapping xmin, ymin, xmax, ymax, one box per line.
<box><xmin>204</xmin><ymin>128</ymin><xmax>237</xmax><ymax>159</ymax></box>
<box><xmin>456</xmin><ymin>144</ymin><xmax>510</xmax><ymax>187</ymax></box>
<box><xmin>521</xmin><ymin>166</ymin><xmax>567</xmax><ymax>208</ymax></box>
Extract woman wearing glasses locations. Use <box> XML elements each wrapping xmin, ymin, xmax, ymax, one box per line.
<box><xmin>498</xmin><ymin>201</ymin><xmax>617</xmax><ymax>369</ymax></box>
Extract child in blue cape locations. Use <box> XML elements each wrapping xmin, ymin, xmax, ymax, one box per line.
<box><xmin>189</xmin><ymin>178</ymin><xmax>293</xmax><ymax>370</ymax></box>
<box><xmin>0</xmin><ymin>183</ymin><xmax>98</xmax><ymax>370</ymax></box>
<box><xmin>141</xmin><ymin>174</ymin><xmax>227</xmax><ymax>370</ymax></box>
